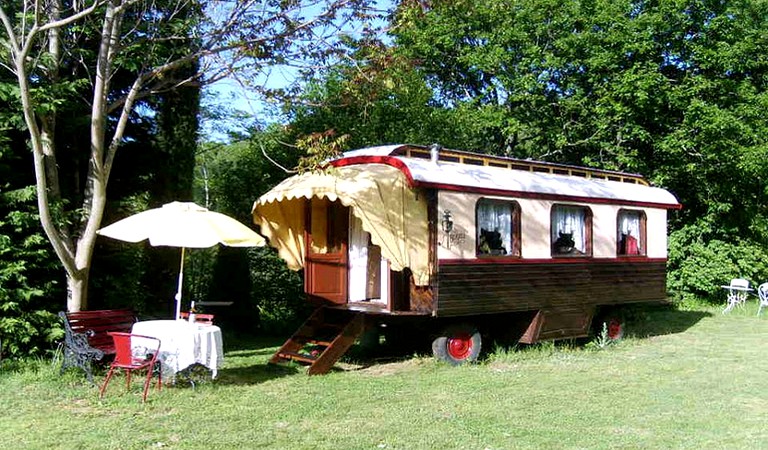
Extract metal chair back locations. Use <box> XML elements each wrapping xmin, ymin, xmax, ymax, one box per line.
<box><xmin>99</xmin><ymin>332</ymin><xmax>162</xmax><ymax>402</ymax></box>
<box><xmin>757</xmin><ymin>283</ymin><xmax>768</xmax><ymax>316</ymax></box>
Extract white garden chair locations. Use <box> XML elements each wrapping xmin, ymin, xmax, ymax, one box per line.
<box><xmin>756</xmin><ymin>283</ymin><xmax>768</xmax><ymax>317</ymax></box>
<box><xmin>722</xmin><ymin>278</ymin><xmax>751</xmax><ymax>314</ymax></box>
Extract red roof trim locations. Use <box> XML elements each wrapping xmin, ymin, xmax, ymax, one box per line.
<box><xmin>330</xmin><ymin>156</ymin><xmax>416</xmax><ymax>186</ymax></box>
<box><xmin>439</xmin><ymin>257</ymin><xmax>668</xmax><ymax>266</ymax></box>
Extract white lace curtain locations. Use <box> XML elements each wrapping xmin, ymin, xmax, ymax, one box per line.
<box><xmin>477</xmin><ymin>201</ymin><xmax>512</xmax><ymax>253</ymax></box>
<box><xmin>618</xmin><ymin>210</ymin><xmax>642</xmax><ymax>254</ymax></box>
<box><xmin>551</xmin><ymin>205</ymin><xmax>586</xmax><ymax>253</ymax></box>
<box><xmin>619</xmin><ymin>210</ymin><xmax>641</xmax><ymax>238</ymax></box>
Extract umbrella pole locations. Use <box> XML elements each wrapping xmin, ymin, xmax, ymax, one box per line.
<box><xmin>175</xmin><ymin>247</ymin><xmax>185</xmax><ymax>320</ymax></box>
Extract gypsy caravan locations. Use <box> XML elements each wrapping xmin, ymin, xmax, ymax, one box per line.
<box><xmin>252</xmin><ymin>144</ymin><xmax>680</xmax><ymax>373</ymax></box>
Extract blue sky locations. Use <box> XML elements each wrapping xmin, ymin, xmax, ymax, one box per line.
<box><xmin>200</xmin><ymin>0</ymin><xmax>394</xmax><ymax>142</ymax></box>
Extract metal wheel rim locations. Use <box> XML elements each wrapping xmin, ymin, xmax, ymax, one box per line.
<box><xmin>447</xmin><ymin>332</ymin><xmax>473</xmax><ymax>360</ymax></box>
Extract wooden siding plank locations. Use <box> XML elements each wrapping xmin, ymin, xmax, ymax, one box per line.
<box><xmin>435</xmin><ymin>260</ymin><xmax>666</xmax><ymax>317</ymax></box>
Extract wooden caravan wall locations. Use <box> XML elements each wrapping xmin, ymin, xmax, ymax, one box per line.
<box><xmin>433</xmin><ymin>190</ymin><xmax>669</xmax><ymax>317</ymax></box>
<box><xmin>436</xmin><ymin>259</ymin><xmax>667</xmax><ymax>317</ymax></box>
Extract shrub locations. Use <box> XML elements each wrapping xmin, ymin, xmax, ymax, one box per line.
<box><xmin>667</xmin><ymin>226</ymin><xmax>768</xmax><ymax>303</ymax></box>
<box><xmin>0</xmin><ymin>187</ymin><xmax>64</xmax><ymax>358</ymax></box>
<box><xmin>248</xmin><ymin>247</ymin><xmax>309</xmax><ymax>335</ymax></box>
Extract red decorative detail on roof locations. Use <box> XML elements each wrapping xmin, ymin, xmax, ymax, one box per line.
<box><xmin>330</xmin><ymin>155</ymin><xmax>416</xmax><ymax>186</ymax></box>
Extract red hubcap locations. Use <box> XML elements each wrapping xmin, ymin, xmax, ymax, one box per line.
<box><xmin>447</xmin><ymin>332</ymin><xmax>473</xmax><ymax>360</ymax></box>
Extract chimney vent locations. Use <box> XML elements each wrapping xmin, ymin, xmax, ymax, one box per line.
<box><xmin>430</xmin><ymin>143</ymin><xmax>442</xmax><ymax>164</ymax></box>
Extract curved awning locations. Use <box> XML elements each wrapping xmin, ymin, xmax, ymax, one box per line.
<box><xmin>252</xmin><ymin>164</ymin><xmax>430</xmax><ymax>286</ymax></box>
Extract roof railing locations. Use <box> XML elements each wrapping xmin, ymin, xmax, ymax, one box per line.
<box><xmin>398</xmin><ymin>146</ymin><xmax>649</xmax><ymax>186</ymax></box>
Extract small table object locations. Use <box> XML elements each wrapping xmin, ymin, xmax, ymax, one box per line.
<box><xmin>131</xmin><ymin>320</ymin><xmax>224</xmax><ymax>381</ymax></box>
<box><xmin>721</xmin><ymin>279</ymin><xmax>754</xmax><ymax>314</ymax></box>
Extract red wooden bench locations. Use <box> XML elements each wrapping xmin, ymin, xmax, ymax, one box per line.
<box><xmin>59</xmin><ymin>309</ymin><xmax>137</xmax><ymax>382</ymax></box>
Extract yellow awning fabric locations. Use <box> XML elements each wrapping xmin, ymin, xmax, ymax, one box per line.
<box><xmin>252</xmin><ymin>164</ymin><xmax>430</xmax><ymax>286</ymax></box>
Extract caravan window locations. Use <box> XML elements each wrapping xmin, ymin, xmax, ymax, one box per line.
<box><xmin>551</xmin><ymin>205</ymin><xmax>592</xmax><ymax>256</ymax></box>
<box><xmin>617</xmin><ymin>209</ymin><xmax>646</xmax><ymax>256</ymax></box>
<box><xmin>476</xmin><ymin>199</ymin><xmax>520</xmax><ymax>257</ymax></box>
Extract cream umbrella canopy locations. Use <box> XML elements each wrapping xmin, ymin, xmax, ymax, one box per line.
<box><xmin>97</xmin><ymin>202</ymin><xmax>266</xmax><ymax>319</ymax></box>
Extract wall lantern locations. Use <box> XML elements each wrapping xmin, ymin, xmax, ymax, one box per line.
<box><xmin>441</xmin><ymin>209</ymin><xmax>454</xmax><ymax>234</ymax></box>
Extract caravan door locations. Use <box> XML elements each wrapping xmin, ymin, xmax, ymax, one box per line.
<box><xmin>305</xmin><ymin>198</ymin><xmax>349</xmax><ymax>304</ymax></box>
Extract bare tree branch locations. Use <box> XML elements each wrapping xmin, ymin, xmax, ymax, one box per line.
<box><xmin>261</xmin><ymin>142</ymin><xmax>297</xmax><ymax>174</ymax></box>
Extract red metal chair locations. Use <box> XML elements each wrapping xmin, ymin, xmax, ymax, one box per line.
<box><xmin>99</xmin><ymin>332</ymin><xmax>162</xmax><ymax>402</ymax></box>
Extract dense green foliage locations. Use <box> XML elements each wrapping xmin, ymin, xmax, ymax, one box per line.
<box><xmin>287</xmin><ymin>42</ymin><xmax>506</xmax><ymax>151</ymax></box>
<box><xmin>0</xmin><ymin>76</ymin><xmax>64</xmax><ymax>358</ymax></box>
<box><xmin>0</xmin><ymin>190</ymin><xmax>64</xmax><ymax>357</ymax></box>
<box><xmin>668</xmin><ymin>225</ymin><xmax>768</xmax><ymax>302</ymax></box>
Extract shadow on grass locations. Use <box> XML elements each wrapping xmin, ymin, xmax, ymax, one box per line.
<box><xmin>337</xmin><ymin>352</ymin><xmax>423</xmax><ymax>372</ymax></box>
<box><xmin>619</xmin><ymin>302</ymin><xmax>712</xmax><ymax>339</ymax></box>
<box><xmin>215</xmin><ymin>362</ymin><xmax>299</xmax><ymax>385</ymax></box>
<box><xmin>206</xmin><ymin>333</ymin><xmax>302</xmax><ymax>385</ymax></box>
<box><xmin>224</xmin><ymin>347</ymin><xmax>279</xmax><ymax>359</ymax></box>
<box><xmin>222</xmin><ymin>333</ymin><xmax>285</xmax><ymax>352</ymax></box>
<box><xmin>475</xmin><ymin>303</ymin><xmax>715</xmax><ymax>358</ymax></box>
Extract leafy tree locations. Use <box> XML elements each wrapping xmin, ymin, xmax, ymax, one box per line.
<box><xmin>287</xmin><ymin>41</ymin><xmax>436</xmax><ymax>147</ymax></box>
<box><xmin>0</xmin><ymin>0</ymin><xmax>377</xmax><ymax>312</ymax></box>
<box><xmin>285</xmin><ymin>38</ymin><xmax>508</xmax><ymax>151</ymax></box>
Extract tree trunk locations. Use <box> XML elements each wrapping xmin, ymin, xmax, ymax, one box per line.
<box><xmin>66</xmin><ymin>269</ymin><xmax>89</xmax><ymax>312</ymax></box>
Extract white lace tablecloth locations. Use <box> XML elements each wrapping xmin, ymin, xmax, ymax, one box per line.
<box><xmin>131</xmin><ymin>320</ymin><xmax>223</xmax><ymax>379</ymax></box>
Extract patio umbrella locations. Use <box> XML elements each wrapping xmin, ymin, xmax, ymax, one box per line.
<box><xmin>97</xmin><ymin>201</ymin><xmax>266</xmax><ymax>319</ymax></box>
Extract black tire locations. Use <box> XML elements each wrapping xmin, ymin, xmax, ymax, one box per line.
<box><xmin>431</xmin><ymin>324</ymin><xmax>482</xmax><ymax>365</ymax></box>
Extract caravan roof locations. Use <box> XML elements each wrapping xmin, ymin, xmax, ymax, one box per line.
<box><xmin>332</xmin><ymin>144</ymin><xmax>680</xmax><ymax>210</ymax></box>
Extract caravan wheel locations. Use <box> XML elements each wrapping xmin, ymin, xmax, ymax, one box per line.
<box><xmin>432</xmin><ymin>324</ymin><xmax>481</xmax><ymax>365</ymax></box>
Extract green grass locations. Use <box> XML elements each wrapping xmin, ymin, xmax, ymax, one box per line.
<box><xmin>2</xmin><ymin>301</ymin><xmax>767</xmax><ymax>449</ymax></box>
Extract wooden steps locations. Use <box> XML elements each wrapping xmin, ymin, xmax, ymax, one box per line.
<box><xmin>270</xmin><ymin>307</ymin><xmax>367</xmax><ymax>375</ymax></box>
<box><xmin>277</xmin><ymin>351</ymin><xmax>317</xmax><ymax>364</ymax></box>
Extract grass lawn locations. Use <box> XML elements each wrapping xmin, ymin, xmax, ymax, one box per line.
<box><xmin>1</xmin><ymin>301</ymin><xmax>767</xmax><ymax>449</ymax></box>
